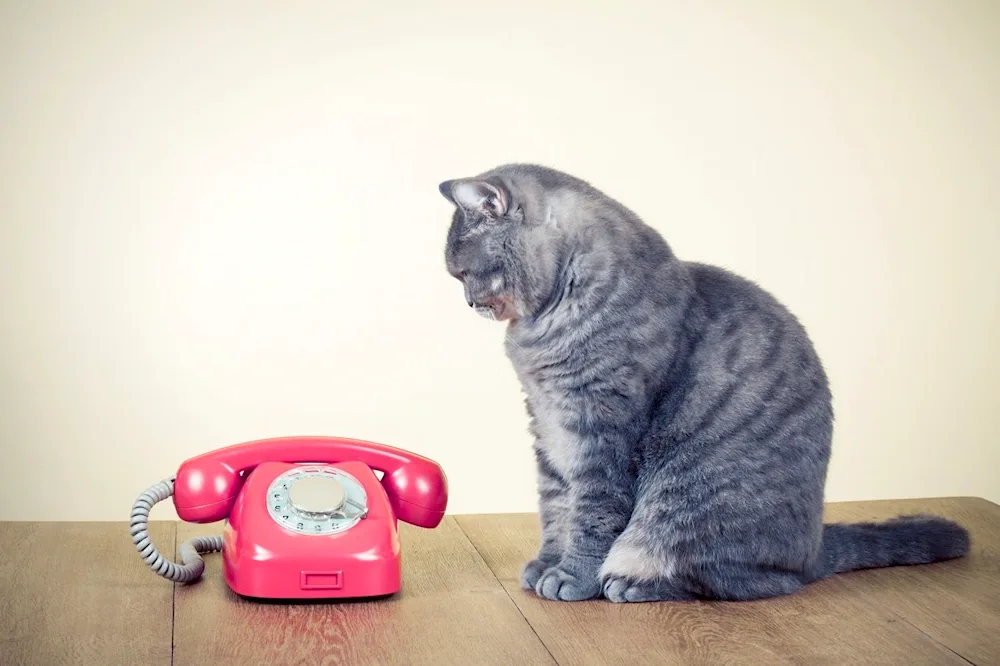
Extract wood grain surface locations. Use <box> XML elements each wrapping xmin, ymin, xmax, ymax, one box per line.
<box><xmin>823</xmin><ymin>497</ymin><xmax>1000</xmax><ymax>666</ymax></box>
<box><xmin>455</xmin><ymin>496</ymin><xmax>1000</xmax><ymax>666</ymax></box>
<box><xmin>0</xmin><ymin>520</ymin><xmax>175</xmax><ymax>666</ymax></box>
<box><xmin>2</xmin><ymin>497</ymin><xmax>998</xmax><ymax>665</ymax></box>
<box><xmin>172</xmin><ymin>516</ymin><xmax>555</xmax><ymax>666</ymax></box>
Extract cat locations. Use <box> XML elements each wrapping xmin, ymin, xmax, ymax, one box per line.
<box><xmin>437</xmin><ymin>163</ymin><xmax>970</xmax><ymax>602</ymax></box>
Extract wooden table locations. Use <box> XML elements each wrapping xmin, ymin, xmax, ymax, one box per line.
<box><xmin>1</xmin><ymin>497</ymin><xmax>997</xmax><ymax>665</ymax></box>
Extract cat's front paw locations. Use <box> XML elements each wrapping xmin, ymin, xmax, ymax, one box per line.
<box><xmin>519</xmin><ymin>558</ymin><xmax>554</xmax><ymax>590</ymax></box>
<box><xmin>535</xmin><ymin>566</ymin><xmax>601</xmax><ymax>601</ymax></box>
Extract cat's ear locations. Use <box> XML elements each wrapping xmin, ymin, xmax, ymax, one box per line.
<box><xmin>438</xmin><ymin>178</ymin><xmax>509</xmax><ymax>218</ymax></box>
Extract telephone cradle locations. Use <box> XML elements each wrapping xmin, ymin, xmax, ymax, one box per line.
<box><xmin>130</xmin><ymin>435</ymin><xmax>448</xmax><ymax>600</ymax></box>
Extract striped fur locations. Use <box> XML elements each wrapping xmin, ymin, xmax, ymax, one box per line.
<box><xmin>439</xmin><ymin>164</ymin><xmax>969</xmax><ymax>602</ymax></box>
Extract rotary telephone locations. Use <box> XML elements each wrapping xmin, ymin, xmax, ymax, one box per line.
<box><xmin>130</xmin><ymin>435</ymin><xmax>448</xmax><ymax>600</ymax></box>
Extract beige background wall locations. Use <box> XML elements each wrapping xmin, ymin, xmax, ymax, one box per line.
<box><xmin>1</xmin><ymin>1</ymin><xmax>997</xmax><ymax>522</ymax></box>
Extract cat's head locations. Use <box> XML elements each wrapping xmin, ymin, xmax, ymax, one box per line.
<box><xmin>438</xmin><ymin>165</ymin><xmax>573</xmax><ymax>323</ymax></box>
<box><xmin>439</xmin><ymin>164</ymin><xmax>676</xmax><ymax>326</ymax></box>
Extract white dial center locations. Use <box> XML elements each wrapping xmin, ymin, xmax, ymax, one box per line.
<box><xmin>288</xmin><ymin>476</ymin><xmax>346</xmax><ymax>516</ymax></box>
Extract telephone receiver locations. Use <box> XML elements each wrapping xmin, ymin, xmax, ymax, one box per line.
<box><xmin>131</xmin><ymin>435</ymin><xmax>448</xmax><ymax>600</ymax></box>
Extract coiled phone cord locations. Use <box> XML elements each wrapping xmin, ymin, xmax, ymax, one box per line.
<box><xmin>130</xmin><ymin>478</ymin><xmax>223</xmax><ymax>583</ymax></box>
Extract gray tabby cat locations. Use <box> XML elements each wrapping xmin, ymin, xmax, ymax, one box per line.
<box><xmin>438</xmin><ymin>164</ymin><xmax>969</xmax><ymax>602</ymax></box>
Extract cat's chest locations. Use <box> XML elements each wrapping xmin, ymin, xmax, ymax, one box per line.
<box><xmin>507</xmin><ymin>335</ymin><xmax>589</xmax><ymax>478</ymax></box>
<box><xmin>533</xmin><ymin>410</ymin><xmax>580</xmax><ymax>479</ymax></box>
<box><xmin>523</xmin><ymin>381</ymin><xmax>583</xmax><ymax>479</ymax></box>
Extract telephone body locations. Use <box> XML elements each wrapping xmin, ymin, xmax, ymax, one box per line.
<box><xmin>131</xmin><ymin>436</ymin><xmax>448</xmax><ymax>600</ymax></box>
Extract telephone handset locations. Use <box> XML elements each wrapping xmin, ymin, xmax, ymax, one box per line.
<box><xmin>131</xmin><ymin>435</ymin><xmax>448</xmax><ymax>599</ymax></box>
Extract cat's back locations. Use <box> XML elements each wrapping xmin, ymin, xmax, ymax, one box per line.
<box><xmin>684</xmin><ymin>261</ymin><xmax>786</xmax><ymax>318</ymax></box>
<box><xmin>661</xmin><ymin>260</ymin><xmax>831</xmax><ymax>440</ymax></box>
<box><xmin>682</xmin><ymin>261</ymin><xmax>815</xmax><ymax>347</ymax></box>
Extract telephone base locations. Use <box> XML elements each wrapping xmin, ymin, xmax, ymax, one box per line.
<box><xmin>220</xmin><ymin>460</ymin><xmax>404</xmax><ymax>600</ymax></box>
<box><xmin>232</xmin><ymin>592</ymin><xmax>398</xmax><ymax>605</ymax></box>
<box><xmin>222</xmin><ymin>551</ymin><xmax>402</xmax><ymax>600</ymax></box>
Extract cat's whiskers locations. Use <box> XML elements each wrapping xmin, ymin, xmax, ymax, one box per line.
<box><xmin>504</xmin><ymin>331</ymin><xmax>525</xmax><ymax>353</ymax></box>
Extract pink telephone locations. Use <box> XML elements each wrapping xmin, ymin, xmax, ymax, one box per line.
<box><xmin>130</xmin><ymin>435</ymin><xmax>448</xmax><ymax>600</ymax></box>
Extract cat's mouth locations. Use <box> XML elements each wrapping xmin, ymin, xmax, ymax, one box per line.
<box><xmin>472</xmin><ymin>297</ymin><xmax>513</xmax><ymax>322</ymax></box>
<box><xmin>474</xmin><ymin>305</ymin><xmax>497</xmax><ymax>320</ymax></box>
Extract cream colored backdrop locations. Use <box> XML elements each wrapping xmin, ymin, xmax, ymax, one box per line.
<box><xmin>1</xmin><ymin>1</ymin><xmax>998</xmax><ymax>522</ymax></box>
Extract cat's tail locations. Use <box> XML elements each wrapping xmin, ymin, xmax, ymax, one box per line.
<box><xmin>810</xmin><ymin>514</ymin><xmax>970</xmax><ymax>581</ymax></box>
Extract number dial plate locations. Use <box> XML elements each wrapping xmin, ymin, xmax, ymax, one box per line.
<box><xmin>266</xmin><ymin>466</ymin><xmax>368</xmax><ymax>535</ymax></box>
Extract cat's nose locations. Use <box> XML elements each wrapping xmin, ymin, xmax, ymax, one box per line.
<box><xmin>467</xmin><ymin>298</ymin><xmax>474</xmax><ymax>307</ymax></box>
